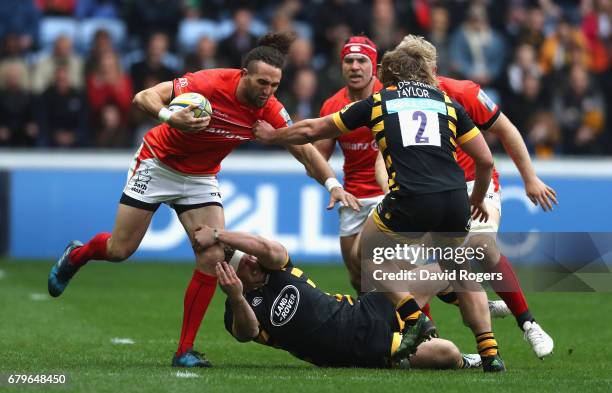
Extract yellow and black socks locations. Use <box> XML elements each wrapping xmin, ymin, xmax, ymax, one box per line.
<box><xmin>476</xmin><ymin>331</ymin><xmax>499</xmax><ymax>357</ymax></box>
<box><xmin>396</xmin><ymin>295</ymin><xmax>422</xmax><ymax>325</ymax></box>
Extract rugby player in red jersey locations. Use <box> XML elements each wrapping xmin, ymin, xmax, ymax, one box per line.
<box><xmin>47</xmin><ymin>32</ymin><xmax>360</xmax><ymax>368</ymax></box>
<box><xmin>315</xmin><ymin>36</ymin><xmax>385</xmax><ymax>291</ymax></box>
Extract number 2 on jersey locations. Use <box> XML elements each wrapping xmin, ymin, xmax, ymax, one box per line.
<box><xmin>398</xmin><ymin>109</ymin><xmax>441</xmax><ymax>147</ymax></box>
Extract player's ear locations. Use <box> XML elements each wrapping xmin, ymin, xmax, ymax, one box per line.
<box><xmin>241</xmin><ymin>67</ymin><xmax>248</xmax><ymax>77</ymax></box>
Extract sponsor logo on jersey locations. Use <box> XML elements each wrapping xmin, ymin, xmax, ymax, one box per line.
<box><xmin>279</xmin><ymin>107</ymin><xmax>293</xmax><ymax>126</ymax></box>
<box><xmin>252</xmin><ymin>297</ymin><xmax>263</xmax><ymax>307</ymax></box>
<box><xmin>213</xmin><ymin>109</ymin><xmax>229</xmax><ymax>119</ymax></box>
<box><xmin>270</xmin><ymin>285</ymin><xmax>300</xmax><ymax>326</ymax></box>
<box><xmin>340</xmin><ymin>141</ymin><xmax>377</xmax><ymax>151</ymax></box>
<box><xmin>205</xmin><ymin>127</ymin><xmax>250</xmax><ymax>140</ymax></box>
<box><xmin>477</xmin><ymin>89</ymin><xmax>497</xmax><ymax>112</ymax></box>
<box><xmin>177</xmin><ymin>78</ymin><xmax>188</xmax><ymax>89</ymax></box>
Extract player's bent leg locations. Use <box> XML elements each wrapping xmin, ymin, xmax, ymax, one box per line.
<box><xmin>359</xmin><ymin>217</ymin><xmax>437</xmax><ymax>358</ymax></box>
<box><xmin>338</xmin><ymin>196</ymin><xmax>383</xmax><ymax>292</ymax></box>
<box><xmin>468</xmin><ymin>208</ymin><xmax>554</xmax><ymax>358</ymax></box>
<box><xmin>172</xmin><ymin>204</ymin><xmax>225</xmax><ymax>367</ymax></box>
<box><xmin>409</xmin><ymin>338</ymin><xmax>461</xmax><ymax>370</ymax></box>
<box><xmin>48</xmin><ymin>202</ymin><xmax>155</xmax><ymax>297</ymax></box>
<box><xmin>106</xmin><ymin>203</ymin><xmax>156</xmax><ymax>261</ymax></box>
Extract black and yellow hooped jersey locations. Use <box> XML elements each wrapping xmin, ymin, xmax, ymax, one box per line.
<box><xmin>223</xmin><ymin>260</ymin><xmax>396</xmax><ymax>368</ymax></box>
<box><xmin>333</xmin><ymin>80</ymin><xmax>481</xmax><ymax>196</ymax></box>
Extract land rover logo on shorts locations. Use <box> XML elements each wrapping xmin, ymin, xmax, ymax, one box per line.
<box><xmin>270</xmin><ymin>285</ymin><xmax>300</xmax><ymax>326</ymax></box>
<box><xmin>252</xmin><ymin>297</ymin><xmax>263</xmax><ymax>307</ymax></box>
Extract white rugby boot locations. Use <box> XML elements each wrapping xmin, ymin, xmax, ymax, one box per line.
<box><xmin>488</xmin><ymin>300</ymin><xmax>512</xmax><ymax>318</ymax></box>
<box><xmin>523</xmin><ymin>321</ymin><xmax>554</xmax><ymax>359</ymax></box>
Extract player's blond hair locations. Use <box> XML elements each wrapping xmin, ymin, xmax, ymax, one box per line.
<box><xmin>379</xmin><ymin>35</ymin><xmax>438</xmax><ymax>87</ymax></box>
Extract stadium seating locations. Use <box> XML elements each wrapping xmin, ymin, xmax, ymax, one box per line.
<box><xmin>76</xmin><ymin>18</ymin><xmax>127</xmax><ymax>53</ymax></box>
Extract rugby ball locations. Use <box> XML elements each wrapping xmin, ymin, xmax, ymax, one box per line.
<box><xmin>169</xmin><ymin>92</ymin><xmax>212</xmax><ymax>118</ymax></box>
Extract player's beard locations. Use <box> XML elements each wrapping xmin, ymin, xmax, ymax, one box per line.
<box><xmin>246</xmin><ymin>88</ymin><xmax>269</xmax><ymax>108</ymax></box>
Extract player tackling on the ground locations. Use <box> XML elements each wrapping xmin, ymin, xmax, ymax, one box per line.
<box><xmin>48</xmin><ymin>32</ymin><xmax>360</xmax><ymax>368</ymax></box>
<box><xmin>193</xmin><ymin>225</ymin><xmax>483</xmax><ymax>370</ymax></box>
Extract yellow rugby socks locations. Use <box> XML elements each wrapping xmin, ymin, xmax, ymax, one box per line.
<box><xmin>476</xmin><ymin>331</ymin><xmax>499</xmax><ymax>357</ymax></box>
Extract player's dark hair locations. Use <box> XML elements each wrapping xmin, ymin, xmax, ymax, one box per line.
<box><xmin>242</xmin><ymin>31</ymin><xmax>297</xmax><ymax>71</ymax></box>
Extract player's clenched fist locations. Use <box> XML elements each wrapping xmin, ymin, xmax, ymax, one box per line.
<box><xmin>216</xmin><ymin>262</ymin><xmax>244</xmax><ymax>299</ymax></box>
<box><xmin>168</xmin><ymin>104</ymin><xmax>211</xmax><ymax>133</ymax></box>
<box><xmin>252</xmin><ymin>120</ymin><xmax>276</xmax><ymax>143</ymax></box>
<box><xmin>193</xmin><ymin>225</ymin><xmax>216</xmax><ymax>250</ymax></box>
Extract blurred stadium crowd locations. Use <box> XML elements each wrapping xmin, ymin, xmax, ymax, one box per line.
<box><xmin>0</xmin><ymin>0</ymin><xmax>610</xmax><ymax>156</ymax></box>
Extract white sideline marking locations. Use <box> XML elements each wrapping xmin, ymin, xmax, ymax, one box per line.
<box><xmin>175</xmin><ymin>371</ymin><xmax>199</xmax><ymax>379</ymax></box>
<box><xmin>29</xmin><ymin>293</ymin><xmax>48</xmax><ymax>301</ymax></box>
<box><xmin>110</xmin><ymin>338</ymin><xmax>135</xmax><ymax>345</ymax></box>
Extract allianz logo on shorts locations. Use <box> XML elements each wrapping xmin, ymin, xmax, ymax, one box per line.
<box><xmin>270</xmin><ymin>285</ymin><xmax>300</xmax><ymax>327</ymax></box>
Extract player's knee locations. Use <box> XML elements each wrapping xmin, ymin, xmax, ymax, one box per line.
<box><xmin>106</xmin><ymin>240</ymin><xmax>137</xmax><ymax>262</ymax></box>
<box><xmin>467</xmin><ymin>234</ymin><xmax>499</xmax><ymax>267</ymax></box>
<box><xmin>195</xmin><ymin>244</ymin><xmax>225</xmax><ymax>268</ymax></box>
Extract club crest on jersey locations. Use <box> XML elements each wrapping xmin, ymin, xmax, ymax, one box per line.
<box><xmin>477</xmin><ymin>89</ymin><xmax>496</xmax><ymax>112</ymax></box>
<box><xmin>270</xmin><ymin>285</ymin><xmax>300</xmax><ymax>326</ymax></box>
<box><xmin>252</xmin><ymin>297</ymin><xmax>263</xmax><ymax>307</ymax></box>
<box><xmin>279</xmin><ymin>107</ymin><xmax>293</xmax><ymax>126</ymax></box>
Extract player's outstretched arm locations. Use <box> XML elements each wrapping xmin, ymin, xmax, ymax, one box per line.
<box><xmin>216</xmin><ymin>262</ymin><xmax>259</xmax><ymax>342</ymax></box>
<box><xmin>460</xmin><ymin>132</ymin><xmax>494</xmax><ymax>222</ymax></box>
<box><xmin>253</xmin><ymin>115</ymin><xmax>341</xmax><ymax>145</ymax></box>
<box><xmin>194</xmin><ymin>226</ymin><xmax>289</xmax><ymax>270</ymax></box>
<box><xmin>132</xmin><ymin>81</ymin><xmax>210</xmax><ymax>132</ymax></box>
<box><xmin>489</xmin><ymin>113</ymin><xmax>558</xmax><ymax>211</ymax></box>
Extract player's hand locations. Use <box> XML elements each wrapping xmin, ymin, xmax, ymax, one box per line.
<box><xmin>252</xmin><ymin>120</ymin><xmax>276</xmax><ymax>143</ymax></box>
<box><xmin>327</xmin><ymin>187</ymin><xmax>362</xmax><ymax>212</ymax></box>
<box><xmin>193</xmin><ymin>225</ymin><xmax>216</xmax><ymax>251</ymax></box>
<box><xmin>470</xmin><ymin>201</ymin><xmax>489</xmax><ymax>223</ymax></box>
<box><xmin>167</xmin><ymin>104</ymin><xmax>210</xmax><ymax>132</ymax></box>
<box><xmin>216</xmin><ymin>262</ymin><xmax>244</xmax><ymax>300</ymax></box>
<box><xmin>525</xmin><ymin>177</ymin><xmax>558</xmax><ymax>211</ymax></box>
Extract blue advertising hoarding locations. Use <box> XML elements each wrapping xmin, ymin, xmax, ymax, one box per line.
<box><xmin>5</xmin><ymin>154</ymin><xmax>612</xmax><ymax>262</ymax></box>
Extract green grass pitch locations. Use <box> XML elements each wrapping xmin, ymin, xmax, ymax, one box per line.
<box><xmin>1</xmin><ymin>260</ymin><xmax>611</xmax><ymax>393</ymax></box>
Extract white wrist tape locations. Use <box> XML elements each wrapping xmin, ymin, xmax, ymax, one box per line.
<box><xmin>324</xmin><ymin>177</ymin><xmax>343</xmax><ymax>192</ymax></box>
<box><xmin>158</xmin><ymin>107</ymin><xmax>173</xmax><ymax>123</ymax></box>
<box><xmin>229</xmin><ymin>250</ymin><xmax>245</xmax><ymax>270</ymax></box>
